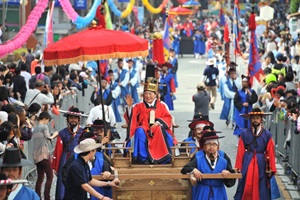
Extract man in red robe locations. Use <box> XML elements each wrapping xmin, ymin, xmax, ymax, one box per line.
<box><xmin>234</xmin><ymin>108</ymin><xmax>277</xmax><ymax>200</ymax></box>
<box><xmin>124</xmin><ymin>76</ymin><xmax>176</xmax><ymax>164</ymax></box>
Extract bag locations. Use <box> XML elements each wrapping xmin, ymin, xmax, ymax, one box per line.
<box><xmin>52</xmin><ymin>105</ymin><xmax>60</xmax><ymax>115</ymax></box>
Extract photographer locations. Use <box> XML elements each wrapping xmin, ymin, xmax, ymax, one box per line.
<box><xmin>24</xmin><ymin>80</ymin><xmax>54</xmax><ymax>107</ymax></box>
<box><xmin>0</xmin><ymin>121</ymin><xmax>14</xmax><ymax>154</ymax></box>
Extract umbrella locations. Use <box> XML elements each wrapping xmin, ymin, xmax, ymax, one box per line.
<box><xmin>182</xmin><ymin>0</ymin><xmax>200</xmax><ymax>7</ymax></box>
<box><xmin>43</xmin><ymin>26</ymin><xmax>149</xmax><ymax>66</ymax></box>
<box><xmin>168</xmin><ymin>6</ymin><xmax>193</xmax><ymax>15</ymax></box>
<box><xmin>43</xmin><ymin>22</ymin><xmax>149</xmax><ymax>136</ymax></box>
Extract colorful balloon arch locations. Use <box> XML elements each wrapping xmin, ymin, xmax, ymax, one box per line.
<box><xmin>0</xmin><ymin>0</ymin><xmax>169</xmax><ymax>57</ymax></box>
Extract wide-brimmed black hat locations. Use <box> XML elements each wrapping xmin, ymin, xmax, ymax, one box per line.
<box><xmin>91</xmin><ymin>119</ymin><xmax>112</xmax><ymax>129</ymax></box>
<box><xmin>0</xmin><ymin>148</ymin><xmax>33</xmax><ymax>167</ymax></box>
<box><xmin>240</xmin><ymin>107</ymin><xmax>272</xmax><ymax>118</ymax></box>
<box><xmin>79</xmin><ymin>127</ymin><xmax>97</xmax><ymax>142</ymax></box>
<box><xmin>63</xmin><ymin>106</ymin><xmax>83</xmax><ymax>117</ymax></box>
<box><xmin>200</xmin><ymin>130</ymin><xmax>224</xmax><ymax>144</ymax></box>
<box><xmin>188</xmin><ymin>120</ymin><xmax>214</xmax><ymax>130</ymax></box>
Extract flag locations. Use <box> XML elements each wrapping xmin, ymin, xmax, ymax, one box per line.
<box><xmin>248</xmin><ymin>13</ymin><xmax>264</xmax><ymax>85</ymax></box>
<box><xmin>44</xmin><ymin>1</ymin><xmax>55</xmax><ymax>47</ymax></box>
<box><xmin>104</xmin><ymin>2</ymin><xmax>113</xmax><ymax>30</ymax></box>
<box><xmin>219</xmin><ymin>7</ymin><xmax>225</xmax><ymax>26</ymax></box>
<box><xmin>99</xmin><ymin>60</ymin><xmax>109</xmax><ymax>81</ymax></box>
<box><xmin>163</xmin><ymin>17</ymin><xmax>171</xmax><ymax>61</ymax></box>
<box><xmin>233</xmin><ymin>0</ymin><xmax>241</xmax><ymax>55</ymax></box>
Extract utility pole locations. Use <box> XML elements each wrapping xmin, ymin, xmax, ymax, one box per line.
<box><xmin>2</xmin><ymin>0</ymin><xmax>5</xmax><ymax>26</ymax></box>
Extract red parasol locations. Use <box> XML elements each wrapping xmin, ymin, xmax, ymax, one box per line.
<box><xmin>43</xmin><ymin>25</ymin><xmax>148</xmax><ymax>66</ymax></box>
<box><xmin>168</xmin><ymin>6</ymin><xmax>193</xmax><ymax>15</ymax></box>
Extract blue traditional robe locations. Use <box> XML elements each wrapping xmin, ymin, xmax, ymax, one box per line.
<box><xmin>193</xmin><ymin>155</ymin><xmax>229</xmax><ymax>200</ymax></box>
<box><xmin>195</xmin><ymin>150</ymin><xmax>225</xmax><ymax>158</ymax></box>
<box><xmin>159</xmin><ymin>73</ymin><xmax>174</xmax><ymax>110</ymax></box>
<box><xmin>233</xmin><ymin>89</ymin><xmax>254</xmax><ymax>136</ymax></box>
<box><xmin>55</xmin><ymin>127</ymin><xmax>82</xmax><ymax>200</ymax></box>
<box><xmin>220</xmin><ymin>78</ymin><xmax>236</xmax><ymax>121</ymax></box>
<box><xmin>169</xmin><ymin>58</ymin><xmax>178</xmax><ymax>88</ymax></box>
<box><xmin>172</xmin><ymin>35</ymin><xmax>181</xmax><ymax>55</ymax></box>
<box><xmin>114</xmin><ymin>69</ymin><xmax>129</xmax><ymax>105</ymax></box>
<box><xmin>127</xmin><ymin>69</ymin><xmax>139</xmax><ymax>103</ymax></box>
<box><xmin>183</xmin><ymin>136</ymin><xmax>197</xmax><ymax>154</ymax></box>
<box><xmin>109</xmin><ymin>81</ymin><xmax>122</xmax><ymax>122</ymax></box>
<box><xmin>193</xmin><ymin>34</ymin><xmax>206</xmax><ymax>55</ymax></box>
<box><xmin>9</xmin><ymin>185</ymin><xmax>40</xmax><ymax>200</ymax></box>
<box><xmin>98</xmin><ymin>88</ymin><xmax>111</xmax><ymax>103</ymax></box>
<box><xmin>91</xmin><ymin>152</ymin><xmax>105</xmax><ymax>200</ymax></box>
<box><xmin>234</xmin><ymin>128</ymin><xmax>277</xmax><ymax>200</ymax></box>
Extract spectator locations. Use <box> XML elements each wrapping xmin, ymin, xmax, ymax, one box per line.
<box><xmin>17</xmin><ymin>52</ymin><xmax>27</xmax><ymax>69</ymax></box>
<box><xmin>0</xmin><ymin>111</ymin><xmax>8</xmax><ymax>125</ymax></box>
<box><xmin>29</xmin><ymin>66</ymin><xmax>42</xmax><ymax>89</ymax></box>
<box><xmin>12</xmin><ymin>68</ymin><xmax>27</xmax><ymax>102</ymax></box>
<box><xmin>0</xmin><ymin>76</ymin><xmax>9</xmax><ymax>102</ymax></box>
<box><xmin>43</xmin><ymin>66</ymin><xmax>53</xmax><ymax>86</ymax></box>
<box><xmin>30</xmin><ymin>54</ymin><xmax>40</xmax><ymax>75</ymax></box>
<box><xmin>24</xmin><ymin>80</ymin><xmax>54</xmax><ymax>106</ymax></box>
<box><xmin>0</xmin><ymin>121</ymin><xmax>13</xmax><ymax>154</ymax></box>
<box><xmin>25</xmin><ymin>49</ymin><xmax>35</xmax><ymax>71</ymax></box>
<box><xmin>32</xmin><ymin>111</ymin><xmax>57</xmax><ymax>200</ymax></box>
<box><xmin>20</xmin><ymin>63</ymin><xmax>31</xmax><ymax>89</ymax></box>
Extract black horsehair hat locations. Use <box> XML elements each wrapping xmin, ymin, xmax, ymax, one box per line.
<box><xmin>92</xmin><ymin>119</ymin><xmax>112</xmax><ymax>129</ymax></box>
<box><xmin>63</xmin><ymin>106</ymin><xmax>83</xmax><ymax>117</ymax></box>
<box><xmin>0</xmin><ymin>148</ymin><xmax>33</xmax><ymax>167</ymax></box>
<box><xmin>240</xmin><ymin>107</ymin><xmax>272</xmax><ymax>118</ymax></box>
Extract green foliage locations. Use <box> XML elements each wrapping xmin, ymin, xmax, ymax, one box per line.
<box><xmin>290</xmin><ymin>0</ymin><xmax>300</xmax><ymax>13</ymax></box>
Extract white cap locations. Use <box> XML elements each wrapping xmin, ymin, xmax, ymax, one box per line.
<box><xmin>195</xmin><ymin>123</ymin><xmax>206</xmax><ymax>129</ymax></box>
<box><xmin>79</xmin><ymin>72</ymin><xmax>88</xmax><ymax>78</ymax></box>
<box><xmin>0</xmin><ymin>111</ymin><xmax>8</xmax><ymax>124</ymax></box>
<box><xmin>205</xmin><ymin>139</ymin><xmax>219</xmax><ymax>145</ymax></box>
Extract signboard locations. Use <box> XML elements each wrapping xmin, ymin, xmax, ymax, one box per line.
<box><xmin>74</xmin><ymin>0</ymin><xmax>87</xmax><ymax>9</ymax></box>
<box><xmin>118</xmin><ymin>0</ymin><xmax>129</xmax><ymax>2</ymax></box>
<box><xmin>55</xmin><ymin>0</ymin><xmax>61</xmax><ymax>7</ymax></box>
<box><xmin>0</xmin><ymin>0</ymin><xmax>20</xmax><ymax>5</ymax></box>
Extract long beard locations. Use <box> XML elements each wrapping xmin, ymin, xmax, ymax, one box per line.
<box><xmin>68</xmin><ymin>122</ymin><xmax>78</xmax><ymax>130</ymax></box>
<box><xmin>251</xmin><ymin>122</ymin><xmax>260</xmax><ymax>129</ymax></box>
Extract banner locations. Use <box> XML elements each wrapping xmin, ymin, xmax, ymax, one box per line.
<box><xmin>137</xmin><ymin>6</ymin><xmax>144</xmax><ymax>26</ymax></box>
<box><xmin>118</xmin><ymin>0</ymin><xmax>129</xmax><ymax>2</ymax></box>
<box><xmin>74</xmin><ymin>0</ymin><xmax>87</xmax><ymax>9</ymax></box>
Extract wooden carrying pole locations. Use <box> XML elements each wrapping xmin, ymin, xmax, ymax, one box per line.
<box><xmin>93</xmin><ymin>173</ymin><xmax>242</xmax><ymax>181</ymax></box>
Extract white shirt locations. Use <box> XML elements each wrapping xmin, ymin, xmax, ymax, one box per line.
<box><xmin>24</xmin><ymin>88</ymin><xmax>54</xmax><ymax>106</ymax></box>
<box><xmin>205</xmin><ymin>154</ymin><xmax>218</xmax><ymax>169</ymax></box>
<box><xmin>21</xmin><ymin>71</ymin><xmax>31</xmax><ymax>89</ymax></box>
<box><xmin>0</xmin><ymin>29</ymin><xmax>2</xmax><ymax>44</ymax></box>
<box><xmin>86</xmin><ymin>105</ymin><xmax>116</xmax><ymax>125</ymax></box>
<box><xmin>8</xmin><ymin>183</ymin><xmax>22</xmax><ymax>200</ymax></box>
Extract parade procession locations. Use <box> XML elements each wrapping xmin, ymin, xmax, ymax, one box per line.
<box><xmin>1</xmin><ymin>0</ymin><xmax>300</xmax><ymax>199</ymax></box>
